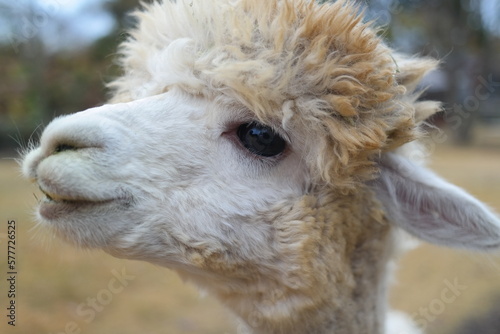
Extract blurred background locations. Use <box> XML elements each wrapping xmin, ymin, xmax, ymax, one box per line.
<box><xmin>0</xmin><ymin>0</ymin><xmax>499</xmax><ymax>333</ymax></box>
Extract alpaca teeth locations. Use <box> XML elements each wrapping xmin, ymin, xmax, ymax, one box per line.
<box><xmin>39</xmin><ymin>186</ymin><xmax>66</xmax><ymax>202</ymax></box>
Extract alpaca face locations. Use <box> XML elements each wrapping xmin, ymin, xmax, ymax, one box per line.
<box><xmin>23</xmin><ymin>87</ymin><xmax>312</xmax><ymax>276</ymax></box>
<box><xmin>21</xmin><ymin>0</ymin><xmax>500</xmax><ymax>331</ymax></box>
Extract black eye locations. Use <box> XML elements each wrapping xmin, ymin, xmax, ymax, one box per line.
<box><xmin>237</xmin><ymin>122</ymin><xmax>286</xmax><ymax>157</ymax></box>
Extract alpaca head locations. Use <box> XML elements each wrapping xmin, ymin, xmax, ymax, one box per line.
<box><xmin>23</xmin><ymin>0</ymin><xmax>500</xmax><ymax>332</ymax></box>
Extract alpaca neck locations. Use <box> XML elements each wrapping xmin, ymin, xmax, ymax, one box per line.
<box><xmin>211</xmin><ymin>190</ymin><xmax>395</xmax><ymax>334</ymax></box>
<box><xmin>225</xmin><ymin>257</ymin><xmax>391</xmax><ymax>334</ymax></box>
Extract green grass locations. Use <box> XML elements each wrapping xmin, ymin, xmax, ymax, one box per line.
<box><xmin>1</xmin><ymin>145</ymin><xmax>499</xmax><ymax>334</ymax></box>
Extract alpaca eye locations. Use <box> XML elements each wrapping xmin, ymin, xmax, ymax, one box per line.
<box><xmin>237</xmin><ymin>122</ymin><xmax>286</xmax><ymax>157</ymax></box>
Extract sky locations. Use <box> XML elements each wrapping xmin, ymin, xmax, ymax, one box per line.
<box><xmin>480</xmin><ymin>0</ymin><xmax>500</xmax><ymax>36</ymax></box>
<box><xmin>36</xmin><ymin>0</ymin><xmax>116</xmax><ymax>52</ymax></box>
<box><xmin>0</xmin><ymin>0</ymin><xmax>116</xmax><ymax>53</ymax></box>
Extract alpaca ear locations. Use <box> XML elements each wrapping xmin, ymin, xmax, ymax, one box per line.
<box><xmin>371</xmin><ymin>153</ymin><xmax>500</xmax><ymax>250</ymax></box>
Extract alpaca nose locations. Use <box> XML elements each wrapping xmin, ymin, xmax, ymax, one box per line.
<box><xmin>22</xmin><ymin>106</ymin><xmax>120</xmax><ymax>180</ymax></box>
<box><xmin>54</xmin><ymin>143</ymin><xmax>78</xmax><ymax>153</ymax></box>
<box><xmin>43</xmin><ymin>114</ymin><xmax>107</xmax><ymax>155</ymax></box>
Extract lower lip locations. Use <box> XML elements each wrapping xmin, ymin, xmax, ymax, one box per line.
<box><xmin>39</xmin><ymin>196</ymin><xmax>115</xmax><ymax>220</ymax></box>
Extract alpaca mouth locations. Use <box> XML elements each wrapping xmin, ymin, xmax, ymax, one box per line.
<box><xmin>39</xmin><ymin>185</ymin><xmax>102</xmax><ymax>204</ymax></box>
<box><xmin>40</xmin><ymin>186</ymin><xmax>70</xmax><ymax>203</ymax></box>
<box><xmin>38</xmin><ymin>185</ymin><xmax>118</xmax><ymax>220</ymax></box>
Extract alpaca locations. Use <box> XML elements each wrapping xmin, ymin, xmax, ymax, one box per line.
<box><xmin>22</xmin><ymin>0</ymin><xmax>500</xmax><ymax>333</ymax></box>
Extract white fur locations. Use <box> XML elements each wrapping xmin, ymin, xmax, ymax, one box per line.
<box><xmin>386</xmin><ymin>311</ymin><xmax>423</xmax><ymax>334</ymax></box>
<box><xmin>24</xmin><ymin>88</ymin><xmax>309</xmax><ymax>262</ymax></box>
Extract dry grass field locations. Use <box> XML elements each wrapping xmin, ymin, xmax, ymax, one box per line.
<box><xmin>1</xmin><ymin>143</ymin><xmax>499</xmax><ymax>334</ymax></box>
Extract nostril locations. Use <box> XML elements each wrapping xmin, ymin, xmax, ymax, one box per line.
<box><xmin>54</xmin><ymin>144</ymin><xmax>77</xmax><ymax>153</ymax></box>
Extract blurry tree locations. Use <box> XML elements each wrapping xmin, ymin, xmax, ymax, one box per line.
<box><xmin>0</xmin><ymin>0</ymin><xmax>138</xmax><ymax>153</ymax></box>
<box><xmin>365</xmin><ymin>0</ymin><xmax>500</xmax><ymax>145</ymax></box>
